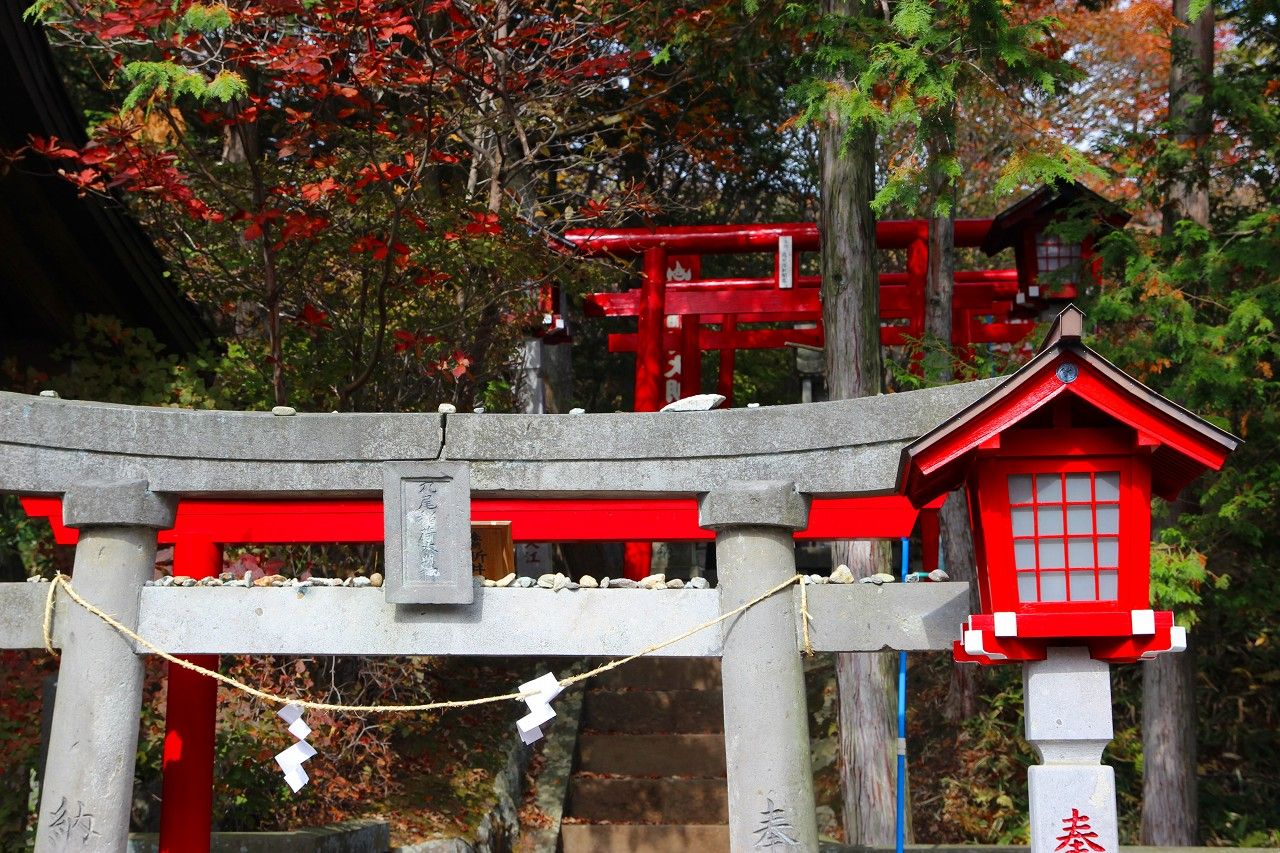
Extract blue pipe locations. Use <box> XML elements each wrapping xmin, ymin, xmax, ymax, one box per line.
<box><xmin>896</xmin><ymin>537</ymin><xmax>908</xmax><ymax>853</ymax></box>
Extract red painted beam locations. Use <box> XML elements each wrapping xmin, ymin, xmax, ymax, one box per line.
<box><xmin>20</xmin><ymin>495</ymin><xmax>927</xmax><ymax>546</ymax></box>
<box><xmin>585</xmin><ymin>279</ymin><xmax>1022</xmax><ymax>319</ymax></box>
<box><xmin>564</xmin><ymin>219</ymin><xmax>993</xmax><ymax>255</ymax></box>
<box><xmin>609</xmin><ymin>315</ymin><xmax>1034</xmax><ymax>353</ymax></box>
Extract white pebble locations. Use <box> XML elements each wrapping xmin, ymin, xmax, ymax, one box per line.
<box><xmin>829</xmin><ymin>565</ymin><xmax>855</xmax><ymax>584</ymax></box>
<box><xmin>665</xmin><ymin>578</ymin><xmax>685</xmax><ymax>589</ymax></box>
<box><xmin>495</xmin><ymin>572</ymin><xmax>516</xmax><ymax>588</ymax></box>
<box><xmin>579</xmin><ymin>575</ymin><xmax>599</xmax><ymax>588</ymax></box>
<box><xmin>437</xmin><ymin>403</ymin><xmax>457</xmax><ymax>414</ymax></box>
<box><xmin>687</xmin><ymin>577</ymin><xmax>709</xmax><ymax>589</ymax></box>
<box><xmin>271</xmin><ymin>405</ymin><xmax>296</xmax><ymax>416</ymax></box>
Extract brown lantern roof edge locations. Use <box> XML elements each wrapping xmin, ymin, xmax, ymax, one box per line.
<box><xmin>980</xmin><ymin>181</ymin><xmax>1131</xmax><ymax>256</ymax></box>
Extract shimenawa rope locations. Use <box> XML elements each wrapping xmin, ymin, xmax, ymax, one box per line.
<box><xmin>42</xmin><ymin>571</ymin><xmax>815</xmax><ymax>713</ymax></box>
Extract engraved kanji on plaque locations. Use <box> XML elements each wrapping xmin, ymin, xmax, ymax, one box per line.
<box><xmin>383</xmin><ymin>461</ymin><xmax>472</xmax><ymax>604</ymax></box>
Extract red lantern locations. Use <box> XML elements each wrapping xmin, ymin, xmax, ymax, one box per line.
<box><xmin>899</xmin><ymin>306</ymin><xmax>1238</xmax><ymax>664</ymax></box>
<box><xmin>982</xmin><ymin>183</ymin><xmax>1129</xmax><ymax>308</ymax></box>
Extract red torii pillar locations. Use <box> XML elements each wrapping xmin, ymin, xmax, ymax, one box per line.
<box><xmin>624</xmin><ymin>247</ymin><xmax>667</xmax><ymax>578</ymax></box>
<box><xmin>160</xmin><ymin>540</ymin><xmax>220</xmax><ymax>852</ymax></box>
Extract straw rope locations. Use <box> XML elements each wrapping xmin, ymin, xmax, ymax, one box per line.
<box><xmin>41</xmin><ymin>571</ymin><xmax>811</xmax><ymax>713</ymax></box>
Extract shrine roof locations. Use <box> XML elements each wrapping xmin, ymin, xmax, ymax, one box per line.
<box><xmin>898</xmin><ymin>306</ymin><xmax>1240</xmax><ymax>504</ymax></box>
<box><xmin>980</xmin><ymin>182</ymin><xmax>1129</xmax><ymax>255</ymax></box>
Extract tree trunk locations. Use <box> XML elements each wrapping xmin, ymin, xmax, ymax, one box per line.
<box><xmin>923</xmin><ymin>110</ymin><xmax>956</xmax><ymax>384</ymax></box>
<box><xmin>941</xmin><ymin>491</ymin><xmax>980</xmax><ymax>720</ymax></box>
<box><xmin>921</xmin><ymin>110</ymin><xmax>980</xmax><ymax>721</ymax></box>
<box><xmin>1141</xmin><ymin>648</ymin><xmax>1198</xmax><ymax>843</ymax></box>
<box><xmin>1162</xmin><ymin>0</ymin><xmax>1213</xmax><ymax>232</ymax></box>
<box><xmin>818</xmin><ymin>12</ymin><xmax>895</xmax><ymax>839</ymax></box>
<box><xmin>819</xmin><ymin>103</ymin><xmax>879</xmax><ymax>400</ymax></box>
<box><xmin>834</xmin><ymin>542</ymin><xmax>899</xmax><ymax>845</ymax></box>
<box><xmin>1142</xmin><ymin>2</ymin><xmax>1212</xmax><ymax>841</ymax></box>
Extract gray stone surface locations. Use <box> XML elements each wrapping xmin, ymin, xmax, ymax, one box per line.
<box><xmin>1</xmin><ymin>581</ymin><xmax>971</xmax><ymax>655</ymax></box>
<box><xmin>0</xmin><ymin>380</ymin><xmax>998</xmax><ymax>497</ymax></box>
<box><xmin>131</xmin><ymin>587</ymin><xmax>723</xmax><ymax>657</ymax></box>
<box><xmin>0</xmin><ymin>391</ymin><xmax>443</xmax><ymax>462</ymax></box>
<box><xmin>36</xmin><ymin>524</ymin><xmax>157</xmax><ymax>853</ymax></box>
<box><xmin>62</xmin><ymin>480</ymin><xmax>176</xmax><ymax>530</ymax></box>
<box><xmin>127</xmin><ymin>819</ymin><xmax>390</xmax><ymax>852</ymax></box>
<box><xmin>698</xmin><ymin>480</ymin><xmax>809</xmax><ymax>531</ymax></box>
<box><xmin>1023</xmin><ymin>646</ymin><xmax>1113</xmax><ymax>764</ymax></box>
<box><xmin>1027</xmin><ymin>765</ymin><xmax>1118</xmax><ymax>853</ymax></box>
<box><xmin>0</xmin><ymin>582</ymin><xmax>64</xmax><ymax>649</ymax></box>
<box><xmin>800</xmin><ymin>582</ymin><xmax>970</xmax><ymax>652</ymax></box>
<box><xmin>383</xmin><ymin>462</ymin><xmax>474</xmax><ymax>604</ymax></box>
<box><xmin>712</xmin><ymin>505</ymin><xmax>818</xmax><ymax>851</ymax></box>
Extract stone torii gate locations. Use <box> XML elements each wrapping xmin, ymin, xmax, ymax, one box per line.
<box><xmin>1</xmin><ymin>375</ymin><xmax>1129</xmax><ymax>852</ymax></box>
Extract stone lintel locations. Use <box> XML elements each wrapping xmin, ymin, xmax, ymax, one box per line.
<box><xmin>62</xmin><ymin>479</ymin><xmax>176</xmax><ymax>530</ymax></box>
<box><xmin>697</xmin><ymin>480</ymin><xmax>809</xmax><ymax>531</ymax></box>
<box><xmin>0</xmin><ymin>582</ymin><xmax>974</xmax><ymax>655</ymax></box>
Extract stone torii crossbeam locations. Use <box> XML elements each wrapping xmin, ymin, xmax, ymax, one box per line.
<box><xmin>0</xmin><ymin>371</ymin><xmax>1144</xmax><ymax>852</ymax></box>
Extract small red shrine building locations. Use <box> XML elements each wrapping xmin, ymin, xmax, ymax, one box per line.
<box><xmin>898</xmin><ymin>306</ymin><xmax>1239</xmax><ymax>665</ymax></box>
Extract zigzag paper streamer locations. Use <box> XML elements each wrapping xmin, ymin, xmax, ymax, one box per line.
<box><xmin>275</xmin><ymin>703</ymin><xmax>317</xmax><ymax>792</ymax></box>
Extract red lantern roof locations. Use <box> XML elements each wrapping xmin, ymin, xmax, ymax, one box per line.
<box><xmin>898</xmin><ymin>305</ymin><xmax>1239</xmax><ymax>506</ymax></box>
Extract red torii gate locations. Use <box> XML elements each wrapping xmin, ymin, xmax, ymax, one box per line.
<box><xmin>20</xmin><ymin>492</ymin><xmax>935</xmax><ymax>853</ymax></box>
<box><xmin>565</xmin><ymin>219</ymin><xmax>1040</xmax><ymax>411</ymax></box>
<box><xmin>564</xmin><ymin>219</ymin><xmax>1041</xmax><ymax>578</ymax></box>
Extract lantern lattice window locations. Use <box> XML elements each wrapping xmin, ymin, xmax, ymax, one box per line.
<box><xmin>1035</xmin><ymin>234</ymin><xmax>1083</xmax><ymax>278</ymax></box>
<box><xmin>1008</xmin><ymin>471</ymin><xmax>1120</xmax><ymax>604</ymax></box>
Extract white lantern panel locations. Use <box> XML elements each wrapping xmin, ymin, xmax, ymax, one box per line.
<box><xmin>1040</xmin><ymin>572</ymin><xmax>1068</xmax><ymax>602</ymax></box>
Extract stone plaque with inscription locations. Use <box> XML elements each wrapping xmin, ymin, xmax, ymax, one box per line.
<box><xmin>383</xmin><ymin>462</ymin><xmax>473</xmax><ymax>604</ymax></box>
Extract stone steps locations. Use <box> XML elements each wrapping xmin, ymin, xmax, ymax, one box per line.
<box><xmin>566</xmin><ymin>776</ymin><xmax>729</xmax><ymax>824</ymax></box>
<box><xmin>560</xmin><ymin>657</ymin><xmax>729</xmax><ymax>852</ymax></box>
<box><xmin>576</xmin><ymin>732</ymin><xmax>727</xmax><ymax>778</ymax></box>
<box><xmin>594</xmin><ymin>656</ymin><xmax>722</xmax><ymax>691</ymax></box>
<box><xmin>581</xmin><ymin>687</ymin><xmax>724</xmax><ymax>734</ymax></box>
<box><xmin>560</xmin><ymin>823</ymin><xmax>729</xmax><ymax>853</ymax></box>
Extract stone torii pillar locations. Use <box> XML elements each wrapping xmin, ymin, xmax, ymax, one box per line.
<box><xmin>37</xmin><ymin>480</ymin><xmax>175</xmax><ymax>853</ymax></box>
<box><xmin>700</xmin><ymin>481</ymin><xmax>817</xmax><ymax>851</ymax></box>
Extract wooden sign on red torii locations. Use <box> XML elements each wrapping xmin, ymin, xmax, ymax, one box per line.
<box><xmin>564</xmin><ymin>219</ymin><xmax>1045</xmax><ymax>410</ymax></box>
